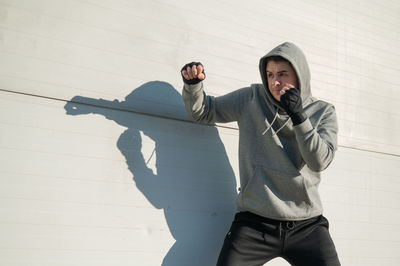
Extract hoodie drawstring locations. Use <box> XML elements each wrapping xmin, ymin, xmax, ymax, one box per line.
<box><xmin>262</xmin><ymin>113</ymin><xmax>291</xmax><ymax>136</ymax></box>
<box><xmin>262</xmin><ymin>113</ymin><xmax>278</xmax><ymax>135</ymax></box>
<box><xmin>273</xmin><ymin>118</ymin><xmax>291</xmax><ymax>136</ymax></box>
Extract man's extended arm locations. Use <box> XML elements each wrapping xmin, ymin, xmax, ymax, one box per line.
<box><xmin>181</xmin><ymin>62</ymin><xmax>249</xmax><ymax>124</ymax></box>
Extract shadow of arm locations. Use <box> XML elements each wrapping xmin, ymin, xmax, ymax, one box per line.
<box><xmin>117</xmin><ymin>128</ymin><xmax>163</xmax><ymax>209</ymax></box>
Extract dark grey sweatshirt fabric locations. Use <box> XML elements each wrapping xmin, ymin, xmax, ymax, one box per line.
<box><xmin>182</xmin><ymin>42</ymin><xmax>338</xmax><ymax>221</ymax></box>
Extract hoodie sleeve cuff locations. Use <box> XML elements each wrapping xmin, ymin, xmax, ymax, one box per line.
<box><xmin>183</xmin><ymin>82</ymin><xmax>203</xmax><ymax>94</ymax></box>
<box><xmin>293</xmin><ymin>117</ymin><xmax>314</xmax><ymax>136</ymax></box>
<box><xmin>290</xmin><ymin>112</ymin><xmax>307</xmax><ymax>126</ymax></box>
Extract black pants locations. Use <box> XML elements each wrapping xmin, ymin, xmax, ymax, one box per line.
<box><xmin>217</xmin><ymin>212</ymin><xmax>341</xmax><ymax>266</ymax></box>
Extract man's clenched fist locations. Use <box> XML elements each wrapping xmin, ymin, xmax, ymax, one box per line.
<box><xmin>280</xmin><ymin>87</ymin><xmax>307</xmax><ymax>125</ymax></box>
<box><xmin>181</xmin><ymin>62</ymin><xmax>205</xmax><ymax>85</ymax></box>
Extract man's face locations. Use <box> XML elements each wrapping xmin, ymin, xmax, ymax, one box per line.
<box><xmin>266</xmin><ymin>60</ymin><xmax>298</xmax><ymax>102</ymax></box>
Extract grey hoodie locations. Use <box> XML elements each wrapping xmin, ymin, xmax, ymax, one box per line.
<box><xmin>182</xmin><ymin>42</ymin><xmax>338</xmax><ymax>221</ymax></box>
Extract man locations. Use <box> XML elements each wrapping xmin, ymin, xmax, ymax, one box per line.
<box><xmin>181</xmin><ymin>42</ymin><xmax>341</xmax><ymax>266</ymax></box>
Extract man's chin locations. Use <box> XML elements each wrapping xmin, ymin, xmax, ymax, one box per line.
<box><xmin>273</xmin><ymin>95</ymin><xmax>281</xmax><ymax>102</ymax></box>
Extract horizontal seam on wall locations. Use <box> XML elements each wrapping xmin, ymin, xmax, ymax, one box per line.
<box><xmin>1</xmin><ymin>88</ymin><xmax>399</xmax><ymax>158</ymax></box>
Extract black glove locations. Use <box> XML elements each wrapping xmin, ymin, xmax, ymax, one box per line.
<box><xmin>181</xmin><ymin>62</ymin><xmax>205</xmax><ymax>85</ymax></box>
<box><xmin>280</xmin><ymin>88</ymin><xmax>307</xmax><ymax>126</ymax></box>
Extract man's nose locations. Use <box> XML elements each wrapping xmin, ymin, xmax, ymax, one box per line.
<box><xmin>273</xmin><ymin>80</ymin><xmax>281</xmax><ymax>86</ymax></box>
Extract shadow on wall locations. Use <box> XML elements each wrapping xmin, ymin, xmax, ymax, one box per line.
<box><xmin>64</xmin><ymin>81</ymin><xmax>238</xmax><ymax>266</ymax></box>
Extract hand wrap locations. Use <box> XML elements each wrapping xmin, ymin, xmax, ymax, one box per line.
<box><xmin>280</xmin><ymin>88</ymin><xmax>307</xmax><ymax>125</ymax></box>
<box><xmin>181</xmin><ymin>62</ymin><xmax>205</xmax><ymax>85</ymax></box>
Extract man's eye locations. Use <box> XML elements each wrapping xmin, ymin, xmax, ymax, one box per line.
<box><xmin>268</xmin><ymin>74</ymin><xmax>273</xmax><ymax>78</ymax></box>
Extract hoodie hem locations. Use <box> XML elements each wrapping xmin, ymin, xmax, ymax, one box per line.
<box><xmin>236</xmin><ymin>206</ymin><xmax>322</xmax><ymax>221</ymax></box>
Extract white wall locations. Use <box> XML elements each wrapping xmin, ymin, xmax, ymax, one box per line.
<box><xmin>0</xmin><ymin>0</ymin><xmax>399</xmax><ymax>265</ymax></box>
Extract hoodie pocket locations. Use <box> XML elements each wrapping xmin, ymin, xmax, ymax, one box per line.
<box><xmin>240</xmin><ymin>165</ymin><xmax>312</xmax><ymax>214</ymax></box>
<box><xmin>241</xmin><ymin>166</ymin><xmax>258</xmax><ymax>196</ymax></box>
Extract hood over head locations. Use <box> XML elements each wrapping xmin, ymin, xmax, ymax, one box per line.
<box><xmin>259</xmin><ymin>42</ymin><xmax>312</xmax><ymax>112</ymax></box>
